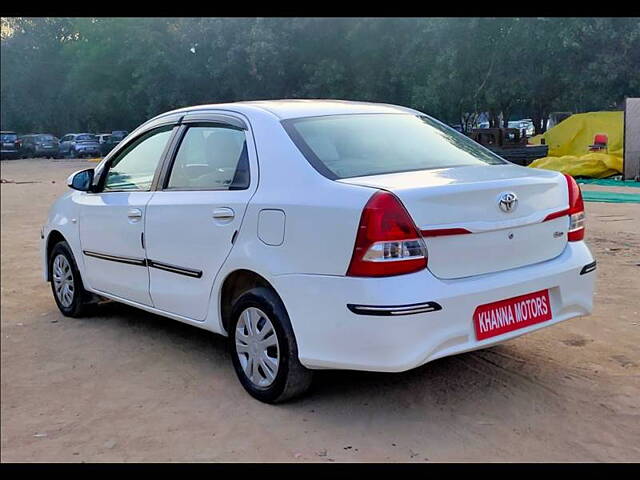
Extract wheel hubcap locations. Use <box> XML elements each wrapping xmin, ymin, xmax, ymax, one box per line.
<box><xmin>52</xmin><ymin>254</ymin><xmax>74</xmax><ymax>307</ymax></box>
<box><xmin>235</xmin><ymin>307</ymin><xmax>280</xmax><ymax>388</ymax></box>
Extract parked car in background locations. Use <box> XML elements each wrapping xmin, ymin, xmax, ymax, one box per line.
<box><xmin>19</xmin><ymin>134</ymin><xmax>60</xmax><ymax>159</ymax></box>
<box><xmin>508</xmin><ymin>119</ymin><xmax>535</xmax><ymax>137</ymax></box>
<box><xmin>42</xmin><ymin>100</ymin><xmax>595</xmax><ymax>403</ymax></box>
<box><xmin>98</xmin><ymin>131</ymin><xmax>128</xmax><ymax>156</ymax></box>
<box><xmin>1</xmin><ymin>131</ymin><xmax>20</xmax><ymax>159</ymax></box>
<box><xmin>96</xmin><ymin>133</ymin><xmax>111</xmax><ymax>143</ymax></box>
<box><xmin>58</xmin><ymin>133</ymin><xmax>101</xmax><ymax>158</ymax></box>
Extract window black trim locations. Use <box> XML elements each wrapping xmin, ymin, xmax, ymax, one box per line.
<box><xmin>182</xmin><ymin>113</ymin><xmax>247</xmax><ymax>130</ymax></box>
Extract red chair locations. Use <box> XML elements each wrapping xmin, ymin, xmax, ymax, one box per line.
<box><xmin>589</xmin><ymin>133</ymin><xmax>608</xmax><ymax>152</ymax></box>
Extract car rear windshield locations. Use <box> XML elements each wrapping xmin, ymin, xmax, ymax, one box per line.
<box><xmin>37</xmin><ymin>134</ymin><xmax>55</xmax><ymax>141</ymax></box>
<box><xmin>283</xmin><ymin>114</ymin><xmax>505</xmax><ymax>179</ymax></box>
<box><xmin>1</xmin><ymin>133</ymin><xmax>18</xmax><ymax>142</ymax></box>
<box><xmin>76</xmin><ymin>134</ymin><xmax>97</xmax><ymax>141</ymax></box>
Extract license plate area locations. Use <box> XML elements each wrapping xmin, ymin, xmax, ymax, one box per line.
<box><xmin>473</xmin><ymin>289</ymin><xmax>552</xmax><ymax>340</ymax></box>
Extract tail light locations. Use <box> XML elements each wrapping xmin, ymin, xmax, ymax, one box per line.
<box><xmin>564</xmin><ymin>174</ymin><xmax>585</xmax><ymax>241</ymax></box>
<box><xmin>347</xmin><ymin>191</ymin><xmax>427</xmax><ymax>277</ymax></box>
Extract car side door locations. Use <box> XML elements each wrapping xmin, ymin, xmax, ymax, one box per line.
<box><xmin>144</xmin><ymin>113</ymin><xmax>257</xmax><ymax>320</ymax></box>
<box><xmin>75</xmin><ymin>124</ymin><xmax>177</xmax><ymax>305</ymax></box>
<box><xmin>59</xmin><ymin>135</ymin><xmax>71</xmax><ymax>155</ymax></box>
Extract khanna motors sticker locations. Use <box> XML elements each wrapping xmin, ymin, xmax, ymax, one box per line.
<box><xmin>473</xmin><ymin>289</ymin><xmax>552</xmax><ymax>340</ymax></box>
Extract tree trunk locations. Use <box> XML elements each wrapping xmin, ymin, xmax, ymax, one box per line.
<box><xmin>541</xmin><ymin>113</ymin><xmax>549</xmax><ymax>133</ymax></box>
<box><xmin>489</xmin><ymin>110</ymin><xmax>500</xmax><ymax>128</ymax></box>
<box><xmin>502</xmin><ymin>109</ymin><xmax>511</xmax><ymax>128</ymax></box>
<box><xmin>532</xmin><ymin>111</ymin><xmax>543</xmax><ymax>135</ymax></box>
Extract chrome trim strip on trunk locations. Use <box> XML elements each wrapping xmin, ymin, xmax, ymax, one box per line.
<box><xmin>83</xmin><ymin>250</ymin><xmax>147</xmax><ymax>266</ymax></box>
<box><xmin>147</xmin><ymin>260</ymin><xmax>203</xmax><ymax>279</ymax></box>
<box><xmin>347</xmin><ymin>301</ymin><xmax>443</xmax><ymax>316</ymax></box>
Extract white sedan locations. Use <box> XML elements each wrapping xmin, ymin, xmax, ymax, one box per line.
<box><xmin>41</xmin><ymin>100</ymin><xmax>595</xmax><ymax>403</ymax></box>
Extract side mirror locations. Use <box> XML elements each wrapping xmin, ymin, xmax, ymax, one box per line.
<box><xmin>67</xmin><ymin>168</ymin><xmax>94</xmax><ymax>192</ymax></box>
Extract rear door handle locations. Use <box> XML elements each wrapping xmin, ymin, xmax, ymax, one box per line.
<box><xmin>212</xmin><ymin>207</ymin><xmax>235</xmax><ymax>220</ymax></box>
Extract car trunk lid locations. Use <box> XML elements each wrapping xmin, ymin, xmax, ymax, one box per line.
<box><xmin>339</xmin><ymin>165</ymin><xmax>570</xmax><ymax>279</ymax></box>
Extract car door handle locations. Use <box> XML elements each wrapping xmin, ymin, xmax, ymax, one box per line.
<box><xmin>212</xmin><ymin>208</ymin><xmax>235</xmax><ymax>220</ymax></box>
<box><xmin>127</xmin><ymin>208</ymin><xmax>143</xmax><ymax>219</ymax></box>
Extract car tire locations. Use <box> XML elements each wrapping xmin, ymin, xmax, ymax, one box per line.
<box><xmin>229</xmin><ymin>286</ymin><xmax>313</xmax><ymax>403</ymax></box>
<box><xmin>49</xmin><ymin>241</ymin><xmax>92</xmax><ymax>318</ymax></box>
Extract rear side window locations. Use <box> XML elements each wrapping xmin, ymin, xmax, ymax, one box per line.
<box><xmin>166</xmin><ymin>125</ymin><xmax>249</xmax><ymax>190</ymax></box>
<box><xmin>283</xmin><ymin>114</ymin><xmax>505</xmax><ymax>179</ymax></box>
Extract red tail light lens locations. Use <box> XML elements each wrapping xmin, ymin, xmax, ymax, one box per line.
<box><xmin>564</xmin><ymin>174</ymin><xmax>585</xmax><ymax>242</ymax></box>
<box><xmin>347</xmin><ymin>191</ymin><xmax>427</xmax><ymax>277</ymax></box>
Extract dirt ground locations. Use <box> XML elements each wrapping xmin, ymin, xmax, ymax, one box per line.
<box><xmin>1</xmin><ymin>158</ymin><xmax>638</xmax><ymax>463</ymax></box>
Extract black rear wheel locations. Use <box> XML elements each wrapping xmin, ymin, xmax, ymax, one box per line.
<box><xmin>229</xmin><ymin>287</ymin><xmax>313</xmax><ymax>403</ymax></box>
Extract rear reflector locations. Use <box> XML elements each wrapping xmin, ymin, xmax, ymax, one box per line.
<box><xmin>347</xmin><ymin>191</ymin><xmax>427</xmax><ymax>277</ymax></box>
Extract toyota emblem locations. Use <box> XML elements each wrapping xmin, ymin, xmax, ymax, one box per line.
<box><xmin>498</xmin><ymin>192</ymin><xmax>518</xmax><ymax>213</ymax></box>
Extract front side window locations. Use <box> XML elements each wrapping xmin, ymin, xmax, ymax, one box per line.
<box><xmin>103</xmin><ymin>126</ymin><xmax>173</xmax><ymax>192</ymax></box>
<box><xmin>283</xmin><ymin>113</ymin><xmax>506</xmax><ymax>180</ymax></box>
<box><xmin>166</xmin><ymin>125</ymin><xmax>249</xmax><ymax>190</ymax></box>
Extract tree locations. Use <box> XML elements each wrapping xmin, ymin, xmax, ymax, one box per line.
<box><xmin>2</xmin><ymin>18</ymin><xmax>638</xmax><ymax>135</ymax></box>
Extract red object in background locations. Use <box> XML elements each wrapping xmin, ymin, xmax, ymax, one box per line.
<box><xmin>593</xmin><ymin>134</ymin><xmax>608</xmax><ymax>145</ymax></box>
<box><xmin>589</xmin><ymin>133</ymin><xmax>609</xmax><ymax>152</ymax></box>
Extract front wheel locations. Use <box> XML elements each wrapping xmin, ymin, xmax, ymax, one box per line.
<box><xmin>49</xmin><ymin>241</ymin><xmax>91</xmax><ymax>317</ymax></box>
<box><xmin>229</xmin><ymin>287</ymin><xmax>313</xmax><ymax>403</ymax></box>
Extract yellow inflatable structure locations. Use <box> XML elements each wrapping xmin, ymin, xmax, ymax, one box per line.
<box><xmin>529</xmin><ymin>111</ymin><xmax>624</xmax><ymax>178</ymax></box>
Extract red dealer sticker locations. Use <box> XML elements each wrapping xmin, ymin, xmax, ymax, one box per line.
<box><xmin>473</xmin><ymin>289</ymin><xmax>552</xmax><ymax>341</ymax></box>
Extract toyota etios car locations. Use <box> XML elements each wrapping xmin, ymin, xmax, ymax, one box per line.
<box><xmin>42</xmin><ymin>100</ymin><xmax>596</xmax><ymax>402</ymax></box>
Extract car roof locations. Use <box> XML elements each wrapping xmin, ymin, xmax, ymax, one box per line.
<box><xmin>164</xmin><ymin>99</ymin><xmax>421</xmax><ymax>121</ymax></box>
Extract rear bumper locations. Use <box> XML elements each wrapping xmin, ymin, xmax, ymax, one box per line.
<box><xmin>0</xmin><ymin>149</ymin><xmax>19</xmax><ymax>157</ymax></box>
<box><xmin>273</xmin><ymin>241</ymin><xmax>595</xmax><ymax>372</ymax></box>
<box><xmin>35</xmin><ymin>146</ymin><xmax>59</xmax><ymax>155</ymax></box>
<box><xmin>75</xmin><ymin>147</ymin><xmax>100</xmax><ymax>155</ymax></box>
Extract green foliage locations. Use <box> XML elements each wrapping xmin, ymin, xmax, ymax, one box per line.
<box><xmin>1</xmin><ymin>17</ymin><xmax>638</xmax><ymax>136</ymax></box>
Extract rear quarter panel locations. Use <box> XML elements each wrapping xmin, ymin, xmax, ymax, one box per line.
<box><xmin>206</xmin><ymin>109</ymin><xmax>376</xmax><ymax>333</ymax></box>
